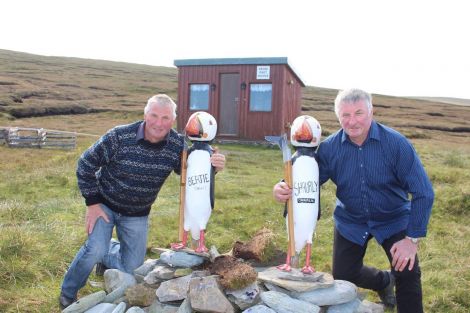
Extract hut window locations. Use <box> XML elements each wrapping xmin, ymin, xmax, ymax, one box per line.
<box><xmin>250</xmin><ymin>83</ymin><xmax>272</xmax><ymax>112</ymax></box>
<box><xmin>189</xmin><ymin>84</ymin><xmax>209</xmax><ymax>110</ymax></box>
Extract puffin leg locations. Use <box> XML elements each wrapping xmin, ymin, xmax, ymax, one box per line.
<box><xmin>171</xmin><ymin>231</ymin><xmax>188</xmax><ymax>250</ymax></box>
<box><xmin>301</xmin><ymin>243</ymin><xmax>315</xmax><ymax>274</ymax></box>
<box><xmin>277</xmin><ymin>245</ymin><xmax>292</xmax><ymax>272</ymax></box>
<box><xmin>195</xmin><ymin>230</ymin><xmax>208</xmax><ymax>253</ymax></box>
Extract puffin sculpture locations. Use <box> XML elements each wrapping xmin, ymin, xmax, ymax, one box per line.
<box><xmin>278</xmin><ymin>115</ymin><xmax>322</xmax><ymax>273</ymax></box>
<box><xmin>171</xmin><ymin>111</ymin><xmax>217</xmax><ymax>253</ymax></box>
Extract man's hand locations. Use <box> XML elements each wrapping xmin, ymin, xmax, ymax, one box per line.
<box><xmin>85</xmin><ymin>204</ymin><xmax>110</xmax><ymax>235</ymax></box>
<box><xmin>210</xmin><ymin>147</ymin><xmax>226</xmax><ymax>172</ymax></box>
<box><xmin>273</xmin><ymin>181</ymin><xmax>292</xmax><ymax>203</ymax></box>
<box><xmin>390</xmin><ymin>237</ymin><xmax>418</xmax><ymax>272</ymax></box>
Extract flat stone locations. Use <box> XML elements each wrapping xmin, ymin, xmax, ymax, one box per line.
<box><xmin>327</xmin><ymin>298</ymin><xmax>361</xmax><ymax>313</ymax></box>
<box><xmin>225</xmin><ymin>282</ymin><xmax>261</xmax><ymax>310</ymax></box>
<box><xmin>156</xmin><ymin>274</ymin><xmax>192</xmax><ymax>302</ymax></box>
<box><xmin>152</xmin><ymin>247</ymin><xmax>210</xmax><ymax>259</ymax></box>
<box><xmin>144</xmin><ymin>265</ymin><xmax>176</xmax><ymax>285</ymax></box>
<box><xmin>176</xmin><ymin>298</ymin><xmax>192</xmax><ymax>313</ymax></box>
<box><xmin>103</xmin><ymin>286</ymin><xmax>127</xmax><ymax>304</ymax></box>
<box><xmin>159</xmin><ymin>250</ymin><xmax>206</xmax><ymax>268</ymax></box>
<box><xmin>260</xmin><ymin>290</ymin><xmax>320</xmax><ymax>313</ymax></box>
<box><xmin>110</xmin><ymin>296</ymin><xmax>126</xmax><ymax>305</ymax></box>
<box><xmin>277</xmin><ymin>268</ymin><xmax>326</xmax><ymax>282</ymax></box>
<box><xmin>110</xmin><ymin>302</ymin><xmax>127</xmax><ymax>313</ymax></box>
<box><xmin>242</xmin><ymin>304</ymin><xmax>277</xmax><ymax>313</ymax></box>
<box><xmin>126</xmin><ymin>283</ymin><xmax>157</xmax><ymax>307</ymax></box>
<box><xmin>62</xmin><ymin>290</ymin><xmax>107</xmax><ymax>313</ymax></box>
<box><xmin>134</xmin><ymin>258</ymin><xmax>160</xmax><ymax>277</ymax></box>
<box><xmin>147</xmin><ymin>300</ymin><xmax>179</xmax><ymax>313</ymax></box>
<box><xmin>257</xmin><ymin>267</ymin><xmax>334</xmax><ymax>292</ymax></box>
<box><xmin>104</xmin><ymin>269</ymin><xmax>137</xmax><ymax>294</ymax></box>
<box><xmin>263</xmin><ymin>282</ymin><xmax>291</xmax><ymax>295</ymax></box>
<box><xmin>189</xmin><ymin>276</ymin><xmax>235</xmax><ymax>313</ymax></box>
<box><xmin>103</xmin><ymin>269</ymin><xmax>137</xmax><ymax>303</ymax></box>
<box><xmin>84</xmin><ymin>303</ymin><xmax>116</xmax><ymax>313</ymax></box>
<box><xmin>292</xmin><ymin>280</ymin><xmax>357</xmax><ymax>306</ymax></box>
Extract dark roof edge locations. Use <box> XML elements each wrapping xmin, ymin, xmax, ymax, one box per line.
<box><xmin>174</xmin><ymin>57</ymin><xmax>305</xmax><ymax>86</ymax></box>
<box><xmin>174</xmin><ymin>57</ymin><xmax>287</xmax><ymax>66</ymax></box>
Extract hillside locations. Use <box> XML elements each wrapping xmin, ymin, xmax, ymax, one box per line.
<box><xmin>1</xmin><ymin>49</ymin><xmax>470</xmax><ymax>312</ymax></box>
<box><xmin>1</xmin><ymin>49</ymin><xmax>470</xmax><ymax>146</ymax></box>
<box><xmin>0</xmin><ymin>49</ymin><xmax>178</xmax><ymax>135</ymax></box>
<box><xmin>410</xmin><ymin>96</ymin><xmax>470</xmax><ymax>107</ymax></box>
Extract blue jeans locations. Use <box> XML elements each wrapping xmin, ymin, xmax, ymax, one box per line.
<box><xmin>61</xmin><ymin>204</ymin><xmax>148</xmax><ymax>299</ymax></box>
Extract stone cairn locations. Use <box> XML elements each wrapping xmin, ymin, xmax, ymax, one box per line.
<box><xmin>62</xmin><ymin>230</ymin><xmax>386</xmax><ymax>313</ymax></box>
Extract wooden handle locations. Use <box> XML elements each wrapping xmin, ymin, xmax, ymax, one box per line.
<box><xmin>284</xmin><ymin>160</ymin><xmax>295</xmax><ymax>257</ymax></box>
<box><xmin>178</xmin><ymin>149</ymin><xmax>188</xmax><ymax>241</ymax></box>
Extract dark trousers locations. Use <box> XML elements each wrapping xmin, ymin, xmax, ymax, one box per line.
<box><xmin>332</xmin><ymin>227</ymin><xmax>423</xmax><ymax>313</ymax></box>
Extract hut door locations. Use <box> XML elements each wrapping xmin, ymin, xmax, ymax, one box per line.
<box><xmin>219</xmin><ymin>73</ymin><xmax>239</xmax><ymax>135</ymax></box>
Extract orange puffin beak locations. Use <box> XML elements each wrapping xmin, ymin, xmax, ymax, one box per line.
<box><xmin>294</xmin><ymin>119</ymin><xmax>316</xmax><ymax>144</ymax></box>
<box><xmin>185</xmin><ymin>114</ymin><xmax>203</xmax><ymax>137</ymax></box>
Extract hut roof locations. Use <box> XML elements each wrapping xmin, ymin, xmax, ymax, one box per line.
<box><xmin>174</xmin><ymin>57</ymin><xmax>305</xmax><ymax>87</ymax></box>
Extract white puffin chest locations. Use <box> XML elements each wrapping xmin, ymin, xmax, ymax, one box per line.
<box><xmin>291</xmin><ymin>154</ymin><xmax>320</xmax><ymax>253</ymax></box>
<box><xmin>292</xmin><ymin>155</ymin><xmax>319</xmax><ymax>206</ymax></box>
<box><xmin>184</xmin><ymin>149</ymin><xmax>212</xmax><ymax>239</ymax></box>
<box><xmin>185</xmin><ymin>149</ymin><xmax>212</xmax><ymax>203</ymax></box>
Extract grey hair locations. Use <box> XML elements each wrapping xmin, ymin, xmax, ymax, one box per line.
<box><xmin>334</xmin><ymin>88</ymin><xmax>372</xmax><ymax>118</ymax></box>
<box><xmin>144</xmin><ymin>94</ymin><xmax>177</xmax><ymax>119</ymax></box>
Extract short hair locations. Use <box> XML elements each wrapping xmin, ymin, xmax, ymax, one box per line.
<box><xmin>144</xmin><ymin>94</ymin><xmax>177</xmax><ymax>119</ymax></box>
<box><xmin>334</xmin><ymin>88</ymin><xmax>372</xmax><ymax>118</ymax></box>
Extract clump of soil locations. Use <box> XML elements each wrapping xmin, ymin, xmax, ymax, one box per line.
<box><xmin>209</xmin><ymin>255</ymin><xmax>257</xmax><ymax>290</ymax></box>
<box><xmin>233</xmin><ymin>228</ymin><xmax>277</xmax><ymax>263</ymax></box>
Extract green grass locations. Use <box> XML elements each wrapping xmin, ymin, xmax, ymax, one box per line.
<box><xmin>1</xmin><ymin>139</ymin><xmax>469</xmax><ymax>312</ymax></box>
<box><xmin>1</xmin><ymin>49</ymin><xmax>470</xmax><ymax>312</ymax></box>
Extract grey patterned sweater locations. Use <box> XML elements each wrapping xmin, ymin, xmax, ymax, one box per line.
<box><xmin>77</xmin><ymin>121</ymin><xmax>184</xmax><ymax>216</ymax></box>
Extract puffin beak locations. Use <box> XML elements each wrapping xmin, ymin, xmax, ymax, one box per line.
<box><xmin>185</xmin><ymin>115</ymin><xmax>203</xmax><ymax>137</ymax></box>
<box><xmin>294</xmin><ymin>119</ymin><xmax>315</xmax><ymax>144</ymax></box>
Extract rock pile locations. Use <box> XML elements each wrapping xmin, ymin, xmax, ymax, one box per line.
<box><xmin>62</xmin><ymin>248</ymin><xmax>385</xmax><ymax>313</ymax></box>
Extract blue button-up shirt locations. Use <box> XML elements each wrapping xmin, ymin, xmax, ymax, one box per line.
<box><xmin>317</xmin><ymin>121</ymin><xmax>434</xmax><ymax>246</ymax></box>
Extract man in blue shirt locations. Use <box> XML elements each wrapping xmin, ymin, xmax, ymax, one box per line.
<box><xmin>273</xmin><ymin>89</ymin><xmax>434</xmax><ymax>313</ymax></box>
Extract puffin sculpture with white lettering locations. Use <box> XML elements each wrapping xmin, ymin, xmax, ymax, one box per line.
<box><xmin>171</xmin><ymin>111</ymin><xmax>217</xmax><ymax>253</ymax></box>
<box><xmin>278</xmin><ymin>115</ymin><xmax>322</xmax><ymax>273</ymax></box>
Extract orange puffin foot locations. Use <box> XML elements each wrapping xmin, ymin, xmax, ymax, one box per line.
<box><xmin>301</xmin><ymin>265</ymin><xmax>315</xmax><ymax>274</ymax></box>
<box><xmin>170</xmin><ymin>242</ymin><xmax>185</xmax><ymax>250</ymax></box>
<box><xmin>277</xmin><ymin>263</ymin><xmax>292</xmax><ymax>272</ymax></box>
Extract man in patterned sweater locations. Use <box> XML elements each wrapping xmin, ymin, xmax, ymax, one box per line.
<box><xmin>59</xmin><ymin>94</ymin><xmax>225</xmax><ymax>309</ymax></box>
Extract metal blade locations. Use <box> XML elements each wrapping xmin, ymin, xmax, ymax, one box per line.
<box><xmin>265</xmin><ymin>134</ymin><xmax>291</xmax><ymax>162</ymax></box>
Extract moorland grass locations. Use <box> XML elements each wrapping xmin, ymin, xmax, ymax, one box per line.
<box><xmin>1</xmin><ymin>138</ymin><xmax>469</xmax><ymax>312</ymax></box>
<box><xmin>1</xmin><ymin>49</ymin><xmax>469</xmax><ymax>312</ymax></box>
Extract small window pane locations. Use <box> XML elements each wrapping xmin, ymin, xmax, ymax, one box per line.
<box><xmin>190</xmin><ymin>84</ymin><xmax>209</xmax><ymax>110</ymax></box>
<box><xmin>250</xmin><ymin>83</ymin><xmax>272</xmax><ymax>112</ymax></box>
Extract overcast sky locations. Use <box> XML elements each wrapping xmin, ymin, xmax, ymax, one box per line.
<box><xmin>2</xmin><ymin>0</ymin><xmax>469</xmax><ymax>99</ymax></box>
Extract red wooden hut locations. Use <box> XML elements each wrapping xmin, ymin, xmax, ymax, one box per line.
<box><xmin>174</xmin><ymin>57</ymin><xmax>305</xmax><ymax>141</ymax></box>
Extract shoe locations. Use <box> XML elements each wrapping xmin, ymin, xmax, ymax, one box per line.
<box><xmin>95</xmin><ymin>262</ymin><xmax>109</xmax><ymax>276</ymax></box>
<box><xmin>377</xmin><ymin>270</ymin><xmax>396</xmax><ymax>308</ymax></box>
<box><xmin>59</xmin><ymin>293</ymin><xmax>76</xmax><ymax>310</ymax></box>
